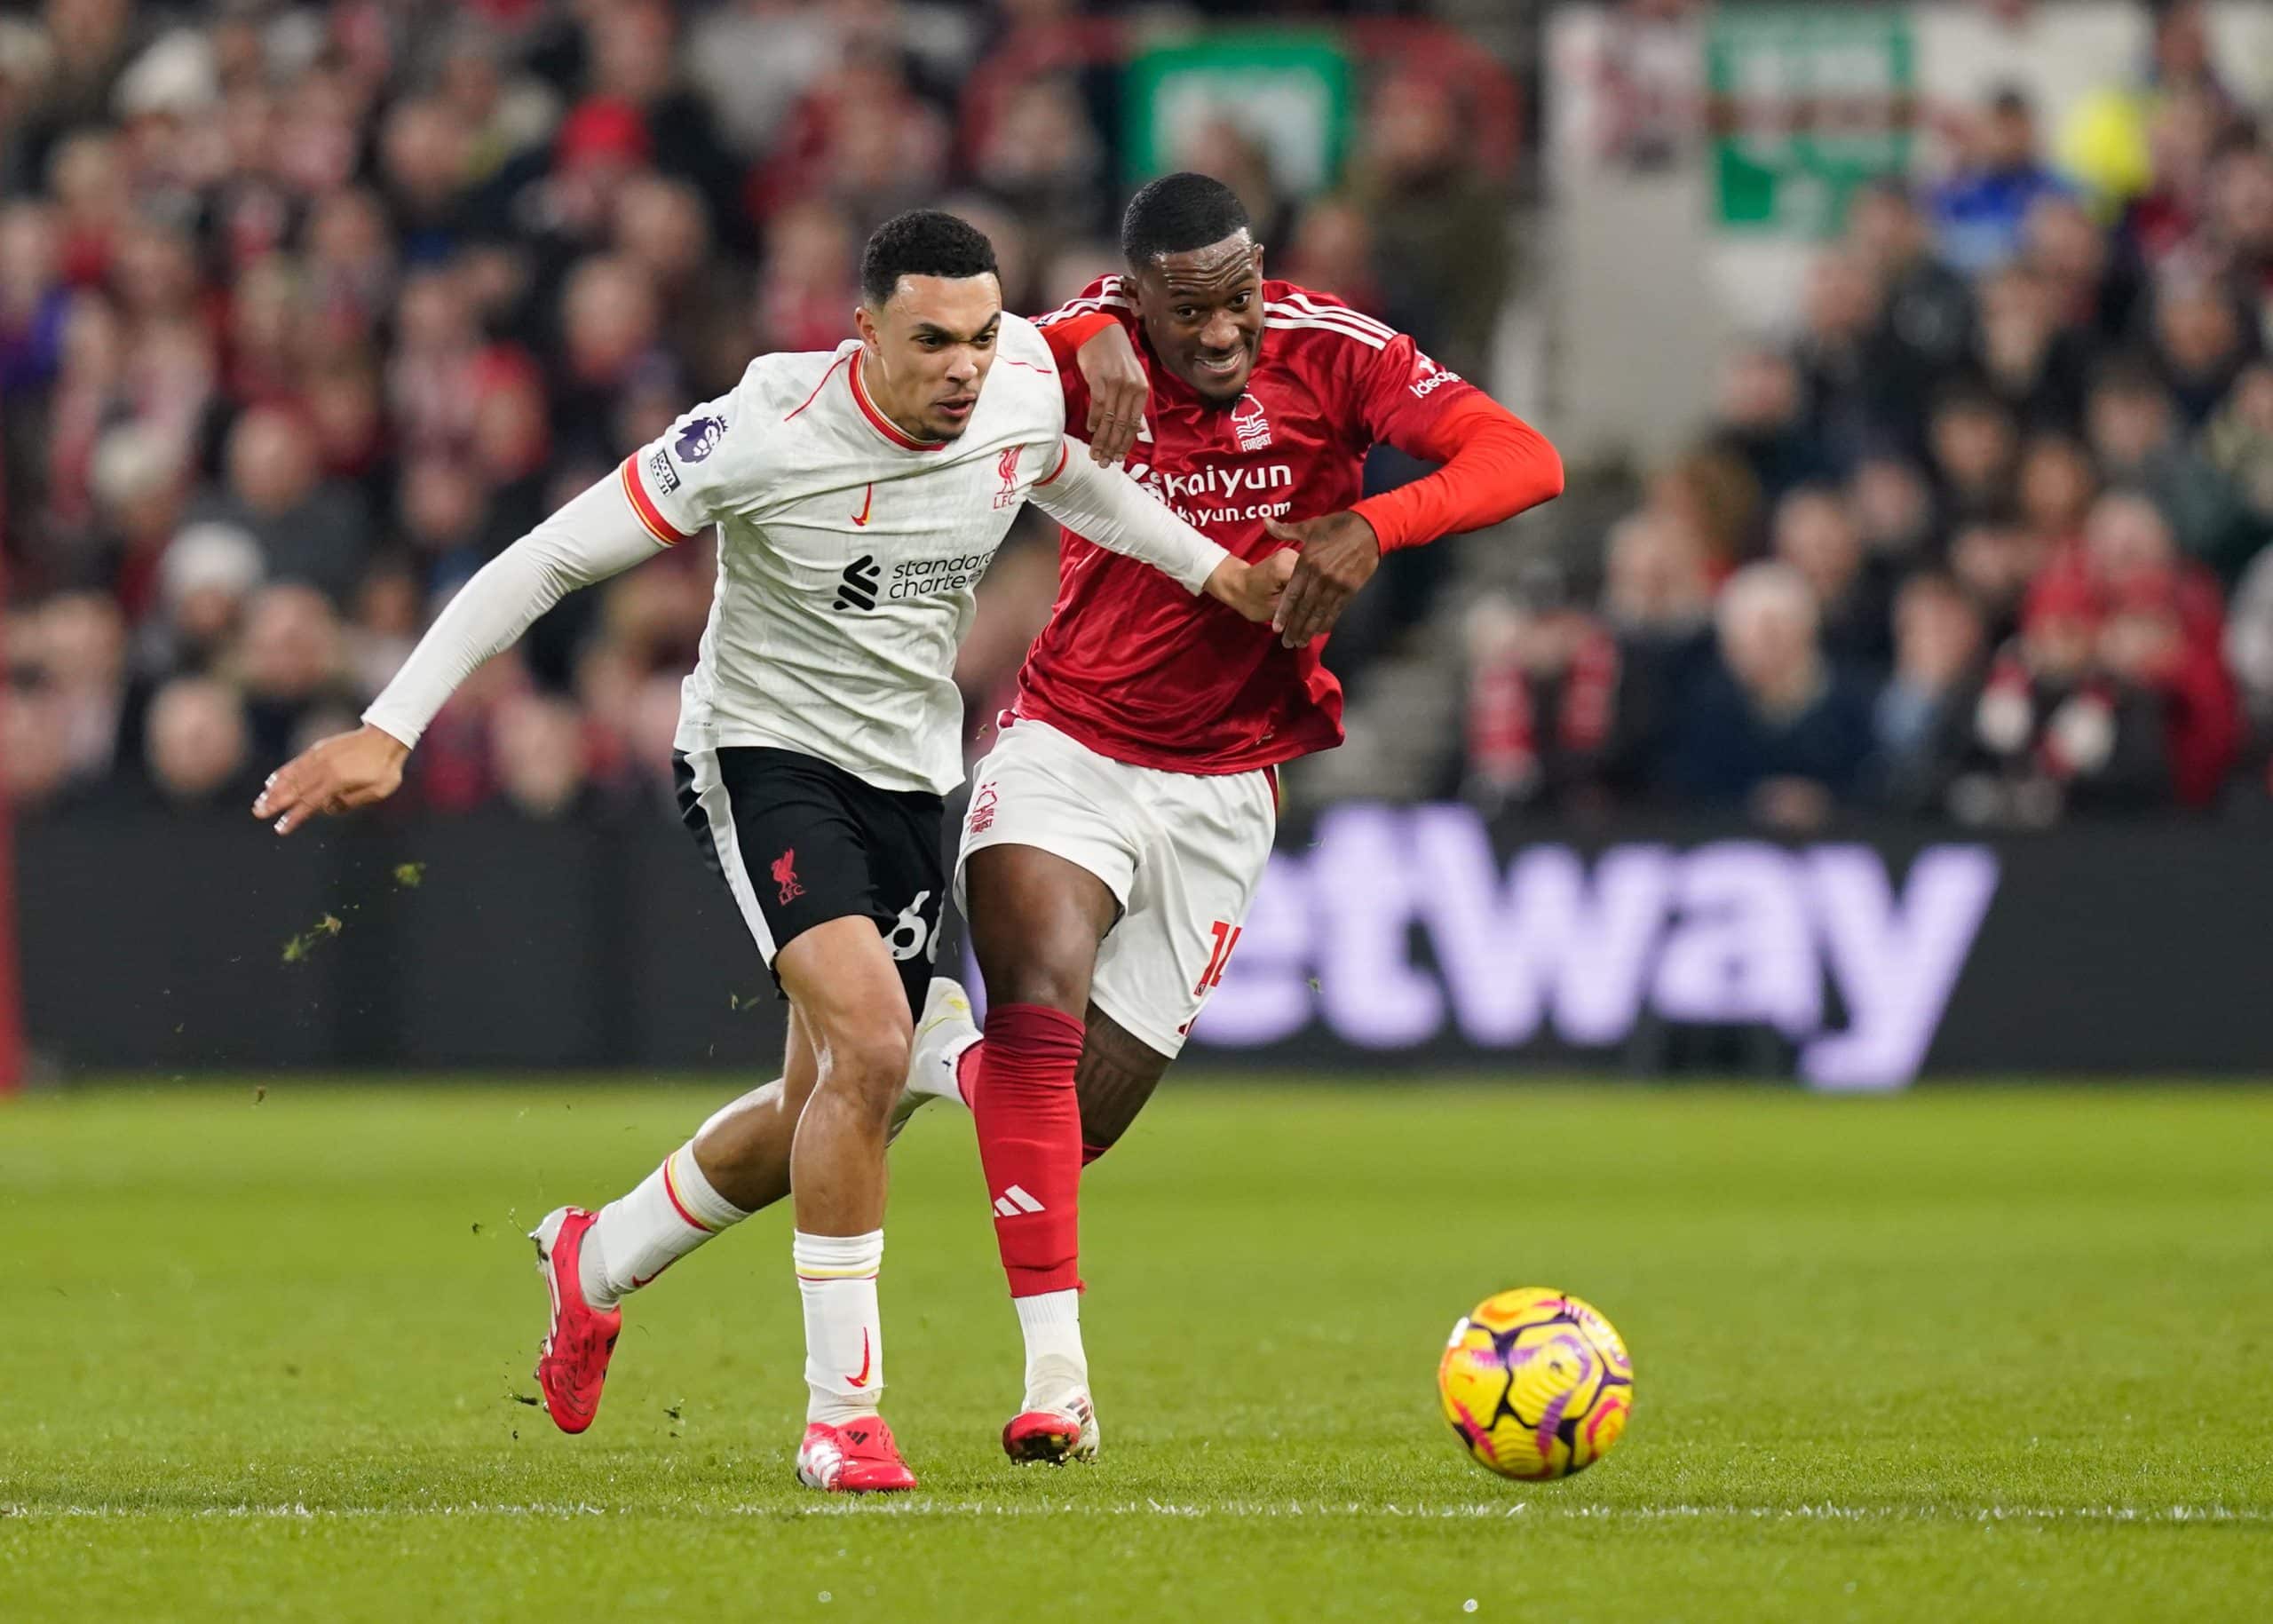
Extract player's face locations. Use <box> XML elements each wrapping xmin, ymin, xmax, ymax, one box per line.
<box><xmin>1131</xmin><ymin>233</ymin><xmax>1265</xmax><ymax>405</ymax></box>
<box><xmin>856</xmin><ymin>273</ymin><xmax>1003</xmax><ymax>440</ymax></box>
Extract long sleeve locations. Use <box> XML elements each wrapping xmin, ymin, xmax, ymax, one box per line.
<box><xmin>1350</xmin><ymin>392</ymin><xmax>1565</xmax><ymax>553</ymax></box>
<box><xmin>1036</xmin><ymin>310</ymin><xmax>1120</xmax><ymax>371</ymax></box>
<box><xmin>362</xmin><ymin>466</ymin><xmax>667</xmax><ymax>749</ymax></box>
<box><xmin>1027</xmin><ymin>438</ymin><xmax>1231</xmax><ymax>594</ymax></box>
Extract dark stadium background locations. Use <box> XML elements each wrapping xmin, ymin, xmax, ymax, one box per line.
<box><xmin>6</xmin><ymin>0</ymin><xmax>2273</xmax><ymax>1088</ymax></box>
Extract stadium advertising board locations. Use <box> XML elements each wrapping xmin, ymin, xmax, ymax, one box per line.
<box><xmin>1183</xmin><ymin>805</ymin><xmax>1995</xmax><ymax>1092</ymax></box>
<box><xmin>19</xmin><ymin>806</ymin><xmax>2273</xmax><ymax>1081</ymax></box>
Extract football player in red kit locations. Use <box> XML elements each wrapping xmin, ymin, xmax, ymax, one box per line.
<box><xmin>913</xmin><ymin>172</ymin><xmax>1565</xmax><ymax>1462</ymax></box>
<box><xmin>521</xmin><ymin>173</ymin><xmax>1563</xmax><ymax>1465</ymax></box>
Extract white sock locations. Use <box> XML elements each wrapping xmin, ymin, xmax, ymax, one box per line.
<box><xmin>795</xmin><ymin>1230</ymin><xmax>885</xmax><ymax>1425</ymax></box>
<box><xmin>581</xmin><ymin>1142</ymin><xmax>748</xmax><ymax>1311</ymax></box>
<box><xmin>1015</xmin><ymin>1288</ymin><xmax>1088</xmax><ymax>1410</ymax></box>
<box><xmin>908</xmin><ymin>1029</ymin><xmax>981</xmax><ymax>1106</ymax></box>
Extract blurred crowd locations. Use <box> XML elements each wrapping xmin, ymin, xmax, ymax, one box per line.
<box><xmin>2</xmin><ymin>0</ymin><xmax>1509</xmax><ymax>820</ymax></box>
<box><xmin>1464</xmin><ymin>1</ymin><xmax>2273</xmax><ymax>828</ymax></box>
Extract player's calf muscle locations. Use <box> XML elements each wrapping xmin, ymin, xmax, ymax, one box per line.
<box><xmin>690</xmin><ymin>1081</ymin><xmax>801</xmax><ymax>1212</ymax></box>
<box><xmin>1074</xmin><ymin>1005</ymin><xmax>1172</xmax><ymax>1152</ymax></box>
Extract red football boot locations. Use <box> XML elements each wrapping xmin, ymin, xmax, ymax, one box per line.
<box><xmin>529</xmin><ymin>1207</ymin><xmax>620</xmax><ymax>1434</ymax></box>
<box><xmin>796</xmin><ymin>1417</ymin><xmax>919</xmax><ymax>1492</ymax></box>
<box><xmin>1002</xmin><ymin>1391</ymin><xmax>1100</xmax><ymax>1465</ymax></box>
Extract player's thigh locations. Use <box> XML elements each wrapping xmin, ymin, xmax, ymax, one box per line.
<box><xmin>1089</xmin><ymin>765</ymin><xmax>1277</xmax><ymax>1059</ymax></box>
<box><xmin>956</xmin><ymin>719</ymin><xmax>1139</xmax><ymax>1009</ymax></box>
<box><xmin>774</xmin><ymin>916</ymin><xmax>915</xmax><ymax>1096</ymax></box>
<box><xmin>857</xmin><ymin>780</ymin><xmax>950</xmax><ymax>1022</ymax></box>
<box><xmin>676</xmin><ymin>743</ymin><xmax>901</xmax><ymax>989</ymax></box>
<box><xmin>965</xmin><ymin>844</ymin><xmax>1122</xmax><ymax>1013</ymax></box>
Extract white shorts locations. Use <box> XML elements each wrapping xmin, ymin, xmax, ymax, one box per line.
<box><xmin>954</xmin><ymin>717</ymin><xmax>1278</xmax><ymax>1058</ymax></box>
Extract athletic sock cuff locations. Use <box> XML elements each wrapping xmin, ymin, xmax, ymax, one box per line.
<box><xmin>794</xmin><ymin>1229</ymin><xmax>884</xmax><ymax>1278</ymax></box>
<box><xmin>984</xmin><ymin>1002</ymin><xmax>1086</xmax><ymax>1059</ymax></box>
<box><xmin>665</xmin><ymin>1142</ymin><xmax>750</xmax><ymax>1232</ymax></box>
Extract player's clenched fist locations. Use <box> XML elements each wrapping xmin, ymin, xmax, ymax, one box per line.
<box><xmin>1202</xmin><ymin>546</ymin><xmax>1299</xmax><ymax>626</ymax></box>
<box><xmin>251</xmin><ymin>722</ymin><xmax>410</xmax><ymax>836</ymax></box>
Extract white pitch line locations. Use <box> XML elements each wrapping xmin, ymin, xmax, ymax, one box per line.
<box><xmin>4</xmin><ymin>1501</ymin><xmax>2266</xmax><ymax>1525</ymax></box>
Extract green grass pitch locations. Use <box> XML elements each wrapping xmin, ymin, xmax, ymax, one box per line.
<box><xmin>5</xmin><ymin>1081</ymin><xmax>2271</xmax><ymax>1621</ymax></box>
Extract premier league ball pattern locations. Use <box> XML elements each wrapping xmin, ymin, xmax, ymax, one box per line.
<box><xmin>1437</xmin><ymin>1288</ymin><xmax>1633</xmax><ymax>1480</ymax></box>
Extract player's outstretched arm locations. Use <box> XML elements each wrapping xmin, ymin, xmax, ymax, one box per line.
<box><xmin>251</xmin><ymin>471</ymin><xmax>669</xmax><ymax>836</ymax></box>
<box><xmin>1027</xmin><ymin>438</ymin><xmax>1293</xmax><ymax>622</ymax></box>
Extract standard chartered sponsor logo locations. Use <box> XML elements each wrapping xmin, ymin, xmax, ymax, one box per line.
<box><xmin>889</xmin><ymin>551</ymin><xmax>995</xmax><ymax>599</ymax></box>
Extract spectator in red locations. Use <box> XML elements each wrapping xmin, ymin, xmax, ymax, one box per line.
<box><xmin>1461</xmin><ymin>566</ymin><xmax>1622</xmax><ymax>817</ymax></box>
<box><xmin>1955</xmin><ymin>569</ymin><xmax>2169</xmax><ymax>824</ymax></box>
<box><xmin>2097</xmin><ymin>566</ymin><xmax>2239</xmax><ymax>810</ymax></box>
<box><xmin>580</xmin><ymin>0</ymin><xmax>743</xmax><ymax>247</ymax></box>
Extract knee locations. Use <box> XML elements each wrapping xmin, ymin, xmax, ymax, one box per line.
<box><xmin>825</xmin><ymin>1023</ymin><xmax>913</xmax><ymax>1102</ymax></box>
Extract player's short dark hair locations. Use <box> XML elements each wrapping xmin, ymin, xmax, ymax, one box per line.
<box><xmin>859</xmin><ymin>210</ymin><xmax>999</xmax><ymax>307</ymax></box>
<box><xmin>1121</xmin><ymin>172</ymin><xmax>1252</xmax><ymax>268</ymax></box>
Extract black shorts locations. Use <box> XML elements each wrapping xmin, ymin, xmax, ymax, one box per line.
<box><xmin>674</xmin><ymin>745</ymin><xmax>946</xmax><ymax>1021</ymax></box>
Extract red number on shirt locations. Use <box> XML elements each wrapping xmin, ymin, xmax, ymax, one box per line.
<box><xmin>1194</xmin><ymin>919</ymin><xmax>1244</xmax><ymax>997</ymax></box>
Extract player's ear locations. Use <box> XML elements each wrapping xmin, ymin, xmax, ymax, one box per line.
<box><xmin>853</xmin><ymin>304</ymin><xmax>880</xmax><ymax>352</ymax></box>
<box><xmin>1249</xmin><ymin>242</ymin><xmax>1265</xmax><ymax>278</ymax></box>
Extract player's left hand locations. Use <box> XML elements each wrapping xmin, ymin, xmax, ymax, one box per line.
<box><xmin>1263</xmin><ymin>511</ymin><xmax>1381</xmax><ymax>648</ymax></box>
<box><xmin>1074</xmin><ymin>324</ymin><xmax>1149</xmax><ymax>466</ymax></box>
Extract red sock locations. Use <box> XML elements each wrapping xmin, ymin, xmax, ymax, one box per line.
<box><xmin>970</xmin><ymin>1004</ymin><xmax>1084</xmax><ymax>1297</ymax></box>
<box><xmin>961</xmin><ymin>1044</ymin><xmax>1107</xmax><ymax>1165</ymax></box>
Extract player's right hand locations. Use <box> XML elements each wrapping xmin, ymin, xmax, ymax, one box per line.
<box><xmin>1075</xmin><ymin>325</ymin><xmax>1148</xmax><ymax>466</ymax></box>
<box><xmin>1206</xmin><ymin>548</ymin><xmax>1300</xmax><ymax>626</ymax></box>
<box><xmin>252</xmin><ymin>723</ymin><xmax>410</xmax><ymax>836</ymax></box>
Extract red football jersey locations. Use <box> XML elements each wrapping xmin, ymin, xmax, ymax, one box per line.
<box><xmin>1018</xmin><ymin>276</ymin><xmax>1488</xmax><ymax>775</ymax></box>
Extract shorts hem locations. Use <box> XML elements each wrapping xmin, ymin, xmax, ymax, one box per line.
<box><xmin>1087</xmin><ymin>982</ymin><xmax>1188</xmax><ymax>1062</ymax></box>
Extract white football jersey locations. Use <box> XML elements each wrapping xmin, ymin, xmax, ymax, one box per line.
<box><xmin>625</xmin><ymin>313</ymin><xmax>1074</xmax><ymax>796</ymax></box>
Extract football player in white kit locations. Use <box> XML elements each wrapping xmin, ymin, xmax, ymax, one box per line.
<box><xmin>251</xmin><ymin>211</ymin><xmax>1294</xmax><ymax>1492</ymax></box>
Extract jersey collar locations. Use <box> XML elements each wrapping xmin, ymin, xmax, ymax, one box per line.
<box><xmin>849</xmin><ymin>349</ymin><xmax>949</xmax><ymax>452</ymax></box>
